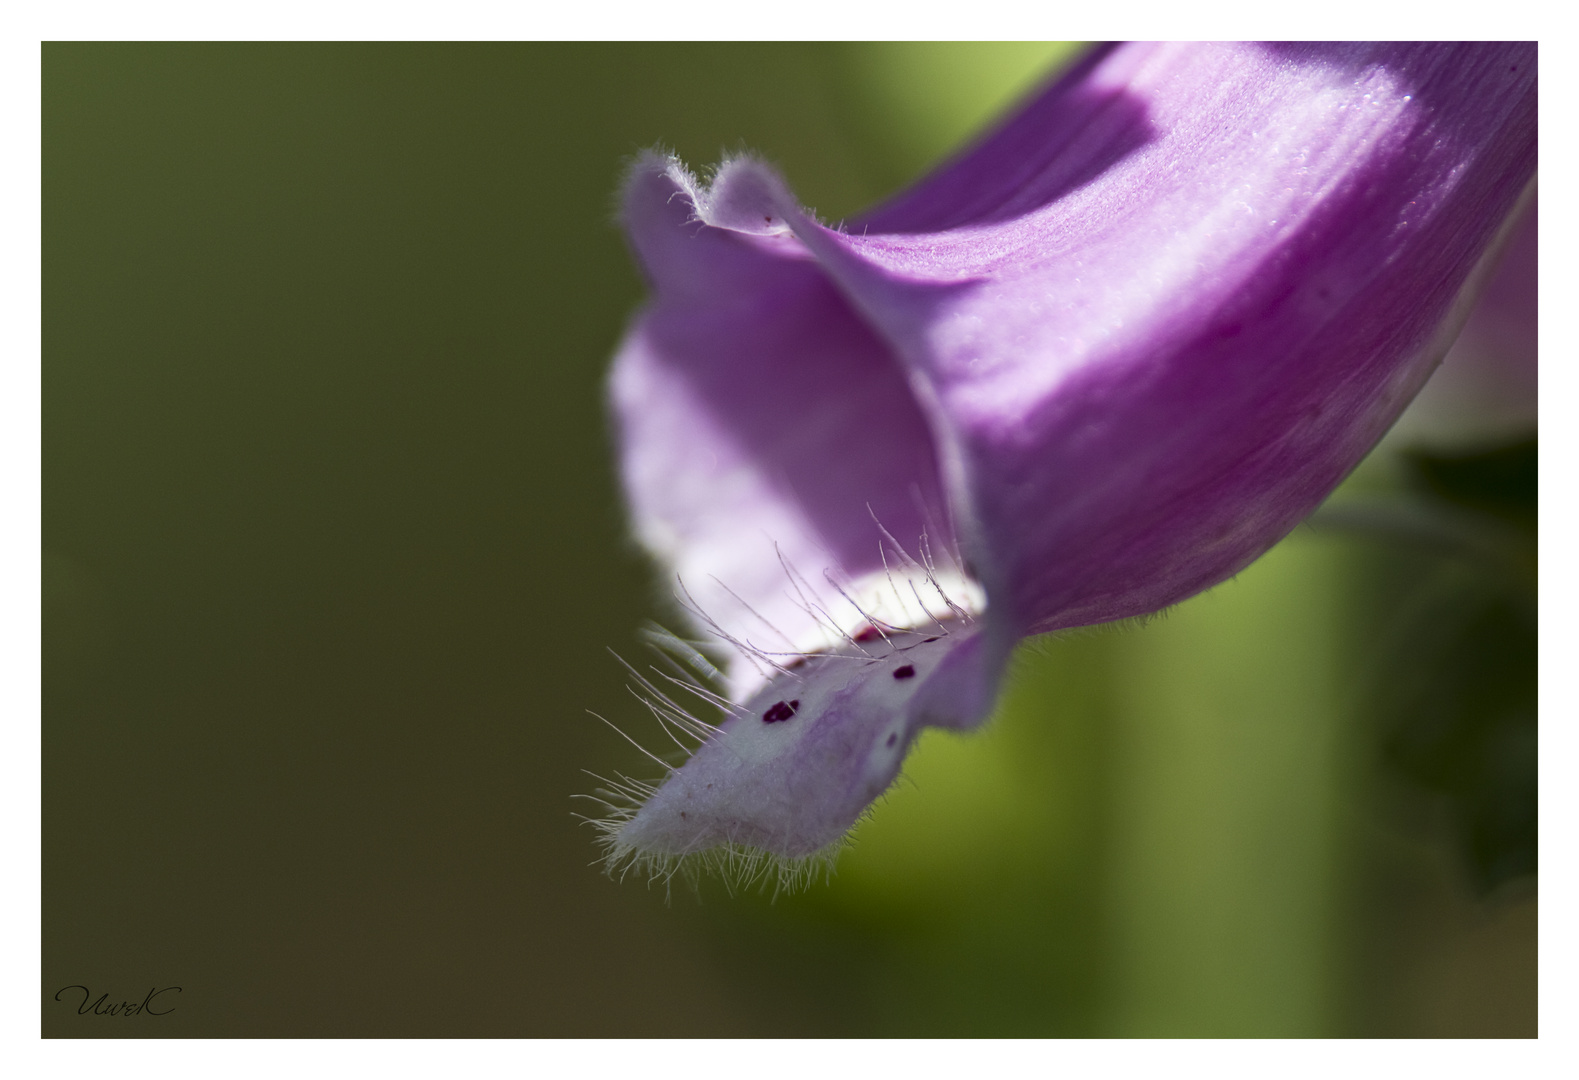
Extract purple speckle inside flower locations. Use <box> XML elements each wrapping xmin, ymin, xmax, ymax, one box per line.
<box><xmin>763</xmin><ymin>699</ymin><xmax>800</xmax><ymax>724</ymax></box>
<box><xmin>892</xmin><ymin>665</ymin><xmax>916</xmax><ymax>680</ymax></box>
<box><xmin>854</xmin><ymin>626</ymin><xmax>882</xmax><ymax>643</ymax></box>
<box><xmin>885</xmin><ymin>733</ymin><xmax>898</xmax><ymax>748</ymax></box>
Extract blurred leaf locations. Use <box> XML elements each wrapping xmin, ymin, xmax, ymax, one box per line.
<box><xmin>1375</xmin><ymin>585</ymin><xmax>1536</xmax><ymax>891</ymax></box>
<box><xmin>1348</xmin><ymin>435</ymin><xmax>1537</xmax><ymax>893</ymax></box>
<box><xmin>1401</xmin><ymin>436</ymin><xmax>1536</xmax><ymax>532</ymax></box>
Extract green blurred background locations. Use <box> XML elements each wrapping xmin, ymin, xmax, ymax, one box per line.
<box><xmin>43</xmin><ymin>43</ymin><xmax>1535</xmax><ymax>1037</ymax></box>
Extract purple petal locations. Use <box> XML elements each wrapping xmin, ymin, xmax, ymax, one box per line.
<box><xmin>758</xmin><ymin>42</ymin><xmax>1538</xmax><ymax>636</ymax></box>
<box><xmin>613</xmin><ymin>157</ymin><xmax>979</xmax><ymax>701</ymax></box>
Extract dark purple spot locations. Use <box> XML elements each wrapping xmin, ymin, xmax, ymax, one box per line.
<box><xmin>893</xmin><ymin>665</ymin><xmax>916</xmax><ymax>680</ymax></box>
<box><xmin>854</xmin><ymin>626</ymin><xmax>882</xmax><ymax>643</ymax></box>
<box><xmin>763</xmin><ymin>699</ymin><xmax>800</xmax><ymax>724</ymax></box>
<box><xmin>784</xmin><ymin>655</ymin><xmax>806</xmax><ymax>671</ymax></box>
<box><xmin>923</xmin><ymin>636</ymin><xmax>940</xmax><ymax>643</ymax></box>
<box><xmin>680</xmin><ymin>811</ymin><xmax>687</xmax><ymax>819</ymax></box>
<box><xmin>763</xmin><ymin>215</ymin><xmax>772</xmax><ymax>222</ymax></box>
<box><xmin>885</xmin><ymin>733</ymin><xmax>897</xmax><ymax>748</ymax></box>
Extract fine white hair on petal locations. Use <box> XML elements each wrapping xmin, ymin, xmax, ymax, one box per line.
<box><xmin>579</xmin><ymin>546</ymin><xmax>996</xmax><ymax>893</ymax></box>
<box><xmin>590</xmin><ymin>621</ymin><xmax>991</xmax><ymax>890</ymax></box>
<box><xmin>690</xmin><ymin>155</ymin><xmax>801</xmax><ymax>236</ymax></box>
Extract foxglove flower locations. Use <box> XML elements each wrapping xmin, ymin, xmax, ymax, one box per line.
<box><xmin>592</xmin><ymin>42</ymin><xmax>1537</xmax><ymax>884</ymax></box>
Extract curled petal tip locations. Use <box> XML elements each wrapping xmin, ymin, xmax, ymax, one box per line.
<box><xmin>692</xmin><ymin>156</ymin><xmax>801</xmax><ymax>236</ymax></box>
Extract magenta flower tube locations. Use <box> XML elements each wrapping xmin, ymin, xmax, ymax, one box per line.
<box><xmin>593</xmin><ymin>42</ymin><xmax>1537</xmax><ymax>882</ymax></box>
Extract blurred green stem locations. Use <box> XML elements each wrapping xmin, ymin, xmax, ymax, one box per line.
<box><xmin>1103</xmin><ymin>535</ymin><xmax>1351</xmax><ymax>1036</ymax></box>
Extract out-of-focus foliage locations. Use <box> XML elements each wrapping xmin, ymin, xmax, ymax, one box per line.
<box><xmin>1355</xmin><ymin>438</ymin><xmax>1537</xmax><ymax>893</ymax></box>
<box><xmin>838</xmin><ymin>42</ymin><xmax>1086</xmax><ymax>188</ymax></box>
